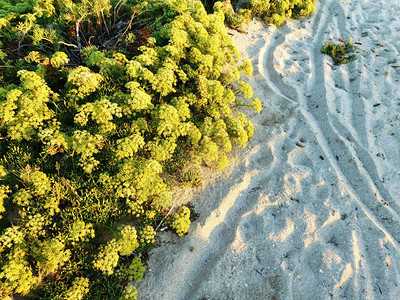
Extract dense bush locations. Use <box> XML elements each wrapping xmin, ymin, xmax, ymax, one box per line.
<box><xmin>213</xmin><ymin>0</ymin><xmax>317</xmax><ymax>29</ymax></box>
<box><xmin>0</xmin><ymin>0</ymin><xmax>260</xmax><ymax>298</ymax></box>
<box><xmin>246</xmin><ymin>0</ymin><xmax>317</xmax><ymax>26</ymax></box>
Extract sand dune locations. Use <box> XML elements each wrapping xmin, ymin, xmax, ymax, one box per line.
<box><xmin>138</xmin><ymin>0</ymin><xmax>400</xmax><ymax>299</ymax></box>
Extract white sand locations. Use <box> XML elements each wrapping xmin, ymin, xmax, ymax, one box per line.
<box><xmin>138</xmin><ymin>0</ymin><xmax>400</xmax><ymax>298</ymax></box>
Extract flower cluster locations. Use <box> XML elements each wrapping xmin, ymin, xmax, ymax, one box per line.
<box><xmin>172</xmin><ymin>206</ymin><xmax>191</xmax><ymax>236</ymax></box>
<box><xmin>71</xmin><ymin>130</ymin><xmax>104</xmax><ymax>173</ymax></box>
<box><xmin>38</xmin><ymin>119</ymin><xmax>70</xmax><ymax>155</ymax></box>
<box><xmin>63</xmin><ymin>277</ymin><xmax>90</xmax><ymax>300</ymax></box>
<box><xmin>139</xmin><ymin>225</ymin><xmax>156</xmax><ymax>245</ymax></box>
<box><xmin>50</xmin><ymin>51</ymin><xmax>69</xmax><ymax>68</ymax></box>
<box><xmin>74</xmin><ymin>98</ymin><xmax>122</xmax><ymax>134</ymax></box>
<box><xmin>0</xmin><ymin>247</ymin><xmax>38</xmax><ymax>295</ymax></box>
<box><xmin>114</xmin><ymin>134</ymin><xmax>145</xmax><ymax>160</ymax></box>
<box><xmin>119</xmin><ymin>285</ymin><xmax>138</xmax><ymax>300</ymax></box>
<box><xmin>0</xmin><ymin>71</ymin><xmax>54</xmax><ymax>140</ymax></box>
<box><xmin>93</xmin><ymin>239</ymin><xmax>120</xmax><ymax>275</ymax></box>
<box><xmin>0</xmin><ymin>226</ymin><xmax>24</xmax><ymax>253</ymax></box>
<box><xmin>35</xmin><ymin>238</ymin><xmax>71</xmax><ymax>275</ymax></box>
<box><xmin>67</xmin><ymin>66</ymin><xmax>103</xmax><ymax>99</ymax></box>
<box><xmin>23</xmin><ymin>213</ymin><xmax>48</xmax><ymax>238</ymax></box>
<box><xmin>93</xmin><ymin>225</ymin><xmax>140</xmax><ymax>275</ymax></box>
<box><xmin>115</xmin><ymin>257</ymin><xmax>146</xmax><ymax>283</ymax></box>
<box><xmin>117</xmin><ymin>225</ymin><xmax>139</xmax><ymax>256</ymax></box>
<box><xmin>68</xmin><ymin>220</ymin><xmax>95</xmax><ymax>245</ymax></box>
<box><xmin>20</xmin><ymin>168</ymin><xmax>52</xmax><ymax>196</ymax></box>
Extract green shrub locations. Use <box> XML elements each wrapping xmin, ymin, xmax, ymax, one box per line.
<box><xmin>214</xmin><ymin>0</ymin><xmax>317</xmax><ymax>29</ymax></box>
<box><xmin>214</xmin><ymin>1</ymin><xmax>252</xmax><ymax>30</ymax></box>
<box><xmin>321</xmin><ymin>38</ymin><xmax>357</xmax><ymax>64</ymax></box>
<box><xmin>246</xmin><ymin>0</ymin><xmax>317</xmax><ymax>26</ymax></box>
<box><xmin>0</xmin><ymin>0</ymin><xmax>261</xmax><ymax>298</ymax></box>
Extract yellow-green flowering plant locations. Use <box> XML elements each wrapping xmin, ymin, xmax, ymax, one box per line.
<box><xmin>0</xmin><ymin>0</ymin><xmax>262</xmax><ymax>298</ymax></box>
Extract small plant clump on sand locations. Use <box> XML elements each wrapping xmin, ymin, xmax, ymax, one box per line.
<box><xmin>321</xmin><ymin>38</ymin><xmax>357</xmax><ymax>64</ymax></box>
<box><xmin>0</xmin><ymin>0</ymin><xmax>261</xmax><ymax>298</ymax></box>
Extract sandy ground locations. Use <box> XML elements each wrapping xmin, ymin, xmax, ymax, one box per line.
<box><xmin>137</xmin><ymin>0</ymin><xmax>400</xmax><ymax>299</ymax></box>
